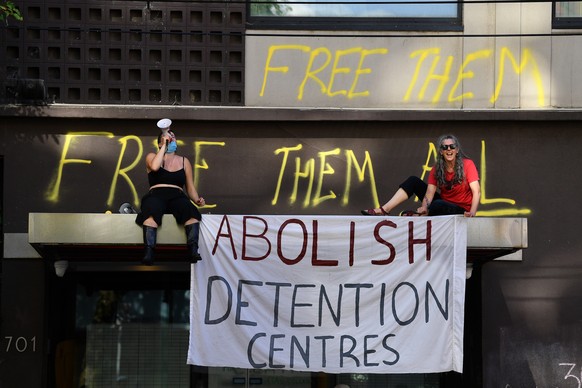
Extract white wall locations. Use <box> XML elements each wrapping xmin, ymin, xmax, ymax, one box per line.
<box><xmin>245</xmin><ymin>1</ymin><xmax>582</xmax><ymax>109</ymax></box>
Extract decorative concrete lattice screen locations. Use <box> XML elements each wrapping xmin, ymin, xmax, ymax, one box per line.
<box><xmin>0</xmin><ymin>1</ymin><xmax>245</xmax><ymax>105</ymax></box>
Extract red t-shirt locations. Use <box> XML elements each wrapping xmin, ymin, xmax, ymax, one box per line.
<box><xmin>428</xmin><ymin>158</ymin><xmax>479</xmax><ymax>211</ymax></box>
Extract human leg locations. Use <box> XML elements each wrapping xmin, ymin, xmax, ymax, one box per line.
<box><xmin>135</xmin><ymin>191</ymin><xmax>166</xmax><ymax>265</ymax></box>
<box><xmin>362</xmin><ymin>176</ymin><xmax>428</xmax><ymax>216</ymax></box>
<box><xmin>142</xmin><ymin>223</ymin><xmax>157</xmax><ymax>265</ymax></box>
<box><xmin>184</xmin><ymin>220</ymin><xmax>202</xmax><ymax>263</ymax></box>
<box><xmin>361</xmin><ymin>188</ymin><xmax>407</xmax><ymax>215</ymax></box>
<box><xmin>428</xmin><ymin>200</ymin><xmax>465</xmax><ymax>216</ymax></box>
<box><xmin>169</xmin><ymin>193</ymin><xmax>203</xmax><ymax>262</ymax></box>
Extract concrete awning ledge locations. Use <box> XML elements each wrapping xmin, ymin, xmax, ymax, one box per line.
<box><xmin>26</xmin><ymin>213</ymin><xmax>527</xmax><ymax>267</ymax></box>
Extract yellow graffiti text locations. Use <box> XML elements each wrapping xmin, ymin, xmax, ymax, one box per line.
<box><xmin>342</xmin><ymin>150</ymin><xmax>379</xmax><ymax>207</ymax></box>
<box><xmin>272</xmin><ymin>145</ymin><xmax>379</xmax><ymax>209</ymax></box>
<box><xmin>272</xmin><ymin>144</ymin><xmax>304</xmax><ymax>206</ymax></box>
<box><xmin>327</xmin><ymin>48</ymin><xmax>389</xmax><ymax>99</ymax></box>
<box><xmin>477</xmin><ymin>140</ymin><xmax>531</xmax><ymax>216</ymax></box>
<box><xmin>261</xmin><ymin>45</ymin><xmax>312</xmax><ymax>97</ymax></box>
<box><xmin>405</xmin><ymin>48</ymin><xmax>494</xmax><ymax>104</ymax></box>
<box><xmin>405</xmin><ymin>46</ymin><xmax>545</xmax><ymax>105</ymax></box>
<box><xmin>448</xmin><ymin>50</ymin><xmax>493</xmax><ymax>103</ymax></box>
<box><xmin>106</xmin><ymin>135</ymin><xmax>142</xmax><ymax>208</ymax></box>
<box><xmin>261</xmin><ymin>45</ymin><xmax>388</xmax><ymax>101</ymax></box>
<box><xmin>193</xmin><ymin>141</ymin><xmax>226</xmax><ymax>209</ymax></box>
<box><xmin>490</xmin><ymin>47</ymin><xmax>545</xmax><ymax>106</ymax></box>
<box><xmin>312</xmin><ymin>148</ymin><xmax>341</xmax><ymax>206</ymax></box>
<box><xmin>406</xmin><ymin>48</ymin><xmax>455</xmax><ymax>103</ymax></box>
<box><xmin>269</xmin><ymin>140</ymin><xmax>530</xmax><ymax>215</ymax></box>
<box><xmin>46</xmin><ymin>133</ymin><xmax>227</xmax><ymax>212</ymax></box>
<box><xmin>291</xmin><ymin>157</ymin><xmax>315</xmax><ymax>208</ymax></box>
<box><xmin>260</xmin><ymin>44</ymin><xmax>545</xmax><ymax>106</ymax></box>
<box><xmin>298</xmin><ymin>47</ymin><xmax>332</xmax><ymax>100</ymax></box>
<box><xmin>46</xmin><ymin>132</ymin><xmax>115</xmax><ymax>203</ymax></box>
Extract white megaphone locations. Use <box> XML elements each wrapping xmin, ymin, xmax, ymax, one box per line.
<box><xmin>157</xmin><ymin>118</ymin><xmax>172</xmax><ymax>135</ymax></box>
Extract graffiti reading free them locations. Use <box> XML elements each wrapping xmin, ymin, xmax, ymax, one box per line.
<box><xmin>260</xmin><ymin>46</ymin><xmax>544</xmax><ymax>105</ymax></box>
<box><xmin>45</xmin><ymin>133</ymin><xmax>531</xmax><ymax>217</ymax></box>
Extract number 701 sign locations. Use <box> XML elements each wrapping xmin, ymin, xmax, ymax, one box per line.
<box><xmin>3</xmin><ymin>336</ymin><xmax>37</xmax><ymax>352</ymax></box>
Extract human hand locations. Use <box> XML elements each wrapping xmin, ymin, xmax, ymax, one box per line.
<box><xmin>464</xmin><ymin>211</ymin><xmax>475</xmax><ymax>217</ymax></box>
<box><xmin>160</xmin><ymin>131</ymin><xmax>172</xmax><ymax>147</ymax></box>
<box><xmin>161</xmin><ymin>133</ymin><xmax>172</xmax><ymax>146</ymax></box>
<box><xmin>196</xmin><ymin>197</ymin><xmax>205</xmax><ymax>206</ymax></box>
<box><xmin>416</xmin><ymin>206</ymin><xmax>428</xmax><ymax>215</ymax></box>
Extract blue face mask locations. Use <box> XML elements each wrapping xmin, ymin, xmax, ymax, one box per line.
<box><xmin>166</xmin><ymin>140</ymin><xmax>177</xmax><ymax>153</ymax></box>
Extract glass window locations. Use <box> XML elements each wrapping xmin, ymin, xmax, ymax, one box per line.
<box><xmin>76</xmin><ymin>285</ymin><xmax>192</xmax><ymax>387</ymax></box>
<box><xmin>65</xmin><ymin>272</ymin><xmax>461</xmax><ymax>387</ymax></box>
<box><xmin>553</xmin><ymin>1</ymin><xmax>582</xmax><ymax>28</ymax></box>
<box><xmin>248</xmin><ymin>0</ymin><xmax>462</xmax><ymax>30</ymax></box>
<box><xmin>555</xmin><ymin>1</ymin><xmax>582</xmax><ymax>17</ymax></box>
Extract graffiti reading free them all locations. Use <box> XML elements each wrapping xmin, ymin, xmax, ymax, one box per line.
<box><xmin>45</xmin><ymin>133</ymin><xmax>531</xmax><ymax>217</ymax></box>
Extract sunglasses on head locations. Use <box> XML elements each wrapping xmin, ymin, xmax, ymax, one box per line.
<box><xmin>440</xmin><ymin>144</ymin><xmax>457</xmax><ymax>151</ymax></box>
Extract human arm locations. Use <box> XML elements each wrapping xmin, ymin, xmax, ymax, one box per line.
<box><xmin>417</xmin><ymin>183</ymin><xmax>437</xmax><ymax>215</ymax></box>
<box><xmin>463</xmin><ymin>159</ymin><xmax>480</xmax><ymax>217</ymax></box>
<box><xmin>183</xmin><ymin>157</ymin><xmax>205</xmax><ymax>206</ymax></box>
<box><xmin>145</xmin><ymin>133</ymin><xmax>171</xmax><ymax>172</ymax></box>
<box><xmin>464</xmin><ymin>180</ymin><xmax>480</xmax><ymax>217</ymax></box>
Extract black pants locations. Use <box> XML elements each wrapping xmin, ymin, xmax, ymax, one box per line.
<box><xmin>399</xmin><ymin>176</ymin><xmax>466</xmax><ymax>216</ymax></box>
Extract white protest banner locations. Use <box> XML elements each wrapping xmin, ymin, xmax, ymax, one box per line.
<box><xmin>188</xmin><ymin>215</ymin><xmax>467</xmax><ymax>374</ymax></box>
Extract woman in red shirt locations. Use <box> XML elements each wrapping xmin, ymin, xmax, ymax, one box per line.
<box><xmin>362</xmin><ymin>134</ymin><xmax>480</xmax><ymax>217</ymax></box>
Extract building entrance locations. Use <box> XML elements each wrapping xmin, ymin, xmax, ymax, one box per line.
<box><xmin>46</xmin><ymin>269</ymin><xmax>468</xmax><ymax>387</ymax></box>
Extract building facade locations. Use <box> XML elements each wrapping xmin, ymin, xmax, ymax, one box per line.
<box><xmin>1</xmin><ymin>0</ymin><xmax>581</xmax><ymax>387</ymax></box>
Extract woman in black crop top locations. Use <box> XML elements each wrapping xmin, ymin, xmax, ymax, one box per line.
<box><xmin>135</xmin><ymin>120</ymin><xmax>206</xmax><ymax>265</ymax></box>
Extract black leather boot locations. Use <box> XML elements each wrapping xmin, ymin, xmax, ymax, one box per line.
<box><xmin>185</xmin><ymin>223</ymin><xmax>202</xmax><ymax>263</ymax></box>
<box><xmin>142</xmin><ymin>226</ymin><xmax>157</xmax><ymax>265</ymax></box>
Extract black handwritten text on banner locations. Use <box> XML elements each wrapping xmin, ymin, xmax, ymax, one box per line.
<box><xmin>188</xmin><ymin>215</ymin><xmax>467</xmax><ymax>374</ymax></box>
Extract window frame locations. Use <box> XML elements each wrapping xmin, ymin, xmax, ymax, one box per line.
<box><xmin>246</xmin><ymin>1</ymin><xmax>464</xmax><ymax>31</ymax></box>
<box><xmin>553</xmin><ymin>1</ymin><xmax>582</xmax><ymax>28</ymax></box>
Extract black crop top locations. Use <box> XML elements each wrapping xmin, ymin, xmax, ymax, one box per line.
<box><xmin>148</xmin><ymin>157</ymin><xmax>186</xmax><ymax>188</ymax></box>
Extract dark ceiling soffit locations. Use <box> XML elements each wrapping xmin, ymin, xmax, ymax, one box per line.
<box><xmin>2</xmin><ymin>105</ymin><xmax>582</xmax><ymax>121</ymax></box>
<box><xmin>30</xmin><ymin>242</ymin><xmax>516</xmax><ymax>265</ymax></box>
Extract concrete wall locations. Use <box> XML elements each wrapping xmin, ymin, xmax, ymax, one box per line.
<box><xmin>244</xmin><ymin>2</ymin><xmax>582</xmax><ymax>109</ymax></box>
